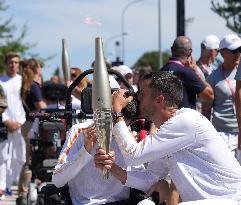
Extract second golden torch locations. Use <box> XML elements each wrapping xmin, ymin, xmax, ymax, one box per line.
<box><xmin>92</xmin><ymin>37</ymin><xmax>112</xmax><ymax>179</ymax></box>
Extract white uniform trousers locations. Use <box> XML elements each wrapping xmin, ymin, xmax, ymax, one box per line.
<box><xmin>6</xmin><ymin>131</ymin><xmax>26</xmax><ymax>188</ymax></box>
<box><xmin>0</xmin><ymin>139</ymin><xmax>8</xmax><ymax>190</ymax></box>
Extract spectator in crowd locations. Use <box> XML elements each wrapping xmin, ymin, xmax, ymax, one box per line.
<box><xmin>196</xmin><ymin>34</ymin><xmax>220</xmax><ymax>78</ymax></box>
<box><xmin>133</xmin><ymin>64</ymin><xmax>152</xmax><ymax>89</ymax></box>
<box><xmin>21</xmin><ymin>58</ymin><xmax>47</xmax><ymax>111</ymax></box>
<box><xmin>202</xmin><ymin>34</ymin><xmax>241</xmax><ymax>157</ymax></box>
<box><xmin>235</xmin><ymin>58</ymin><xmax>241</xmax><ymax>159</ymax></box>
<box><xmin>70</xmin><ymin>67</ymin><xmax>91</xmax><ymax>111</ymax></box>
<box><xmin>0</xmin><ymin>52</ymin><xmax>26</xmax><ymax>197</ymax></box>
<box><xmin>95</xmin><ymin>71</ymin><xmax>241</xmax><ymax>205</ymax></box>
<box><xmin>91</xmin><ymin>58</ymin><xmax>120</xmax><ymax>89</ymax></box>
<box><xmin>161</xmin><ymin>36</ymin><xmax>214</xmax><ymax>109</ymax></box>
<box><xmin>0</xmin><ymin>84</ymin><xmax>8</xmax><ymax>200</ymax></box>
<box><xmin>50</xmin><ymin>75</ymin><xmax>62</xmax><ymax>84</ymax></box>
<box><xmin>112</xmin><ymin>65</ymin><xmax>137</xmax><ymax>92</ymax></box>
<box><xmin>16</xmin><ymin>58</ymin><xmax>47</xmax><ymax>205</ymax></box>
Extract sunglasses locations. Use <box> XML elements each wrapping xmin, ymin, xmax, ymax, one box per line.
<box><xmin>227</xmin><ymin>47</ymin><xmax>241</xmax><ymax>54</ymax></box>
<box><xmin>71</xmin><ymin>73</ymin><xmax>77</xmax><ymax>78</ymax></box>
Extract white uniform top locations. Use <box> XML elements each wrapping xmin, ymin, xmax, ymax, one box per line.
<box><xmin>52</xmin><ymin>121</ymin><xmax>139</xmax><ymax>205</ymax></box>
<box><xmin>0</xmin><ymin>74</ymin><xmax>26</xmax><ymax>127</ymax></box>
<box><xmin>113</xmin><ymin>108</ymin><xmax>241</xmax><ymax>202</ymax></box>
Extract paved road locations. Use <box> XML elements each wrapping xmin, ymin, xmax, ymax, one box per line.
<box><xmin>0</xmin><ymin>186</ymin><xmax>17</xmax><ymax>205</ymax></box>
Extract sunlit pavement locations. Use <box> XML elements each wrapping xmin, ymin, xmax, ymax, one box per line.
<box><xmin>0</xmin><ymin>186</ymin><xmax>17</xmax><ymax>205</ymax></box>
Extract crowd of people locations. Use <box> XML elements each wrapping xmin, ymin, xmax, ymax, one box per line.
<box><xmin>0</xmin><ymin>33</ymin><xmax>240</xmax><ymax>205</ymax></box>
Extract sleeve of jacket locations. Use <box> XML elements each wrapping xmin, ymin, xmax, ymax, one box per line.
<box><xmin>52</xmin><ymin>121</ymin><xmax>94</xmax><ymax>187</ymax></box>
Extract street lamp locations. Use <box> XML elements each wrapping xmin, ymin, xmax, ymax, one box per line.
<box><xmin>121</xmin><ymin>0</ymin><xmax>144</xmax><ymax>63</ymax></box>
<box><xmin>158</xmin><ymin>0</ymin><xmax>163</xmax><ymax>68</ymax></box>
<box><xmin>104</xmin><ymin>32</ymin><xmax>128</xmax><ymax>57</ymax></box>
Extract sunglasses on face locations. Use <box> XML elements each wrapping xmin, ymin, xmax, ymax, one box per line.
<box><xmin>227</xmin><ymin>47</ymin><xmax>241</xmax><ymax>54</ymax></box>
<box><xmin>71</xmin><ymin>73</ymin><xmax>77</xmax><ymax>78</ymax></box>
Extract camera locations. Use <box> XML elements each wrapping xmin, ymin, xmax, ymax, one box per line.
<box><xmin>80</xmin><ymin>86</ymin><xmax>140</xmax><ymax>120</ymax></box>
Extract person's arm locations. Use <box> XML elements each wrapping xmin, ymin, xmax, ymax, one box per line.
<box><xmin>197</xmin><ymin>84</ymin><xmax>214</xmax><ymax>102</ymax></box>
<box><xmin>31</xmin><ymin>82</ymin><xmax>47</xmax><ymax>110</ymax></box>
<box><xmin>201</xmin><ymin>73</ymin><xmax>216</xmax><ymax>120</ymax></box>
<box><xmin>3</xmin><ymin>119</ymin><xmax>21</xmax><ymax>132</ymax></box>
<box><xmin>34</xmin><ymin>101</ymin><xmax>47</xmax><ymax>110</ymax></box>
<box><xmin>112</xmin><ymin>90</ymin><xmax>195</xmax><ymax>166</ymax></box>
<box><xmin>95</xmin><ymin>149</ymin><xmax>169</xmax><ymax>197</ymax></box>
<box><xmin>201</xmin><ymin>101</ymin><xmax>213</xmax><ymax>120</ymax></box>
<box><xmin>236</xmin><ymin>80</ymin><xmax>241</xmax><ymax>150</ymax></box>
<box><xmin>113</xmin><ymin>120</ymin><xmax>195</xmax><ymax>166</ymax></box>
<box><xmin>186</xmin><ymin>56</ymin><xmax>214</xmax><ymax>102</ymax></box>
<box><xmin>52</xmin><ymin>121</ymin><xmax>94</xmax><ymax>187</ymax></box>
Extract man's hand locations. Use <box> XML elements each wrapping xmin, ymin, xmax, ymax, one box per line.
<box><xmin>185</xmin><ymin>55</ymin><xmax>197</xmax><ymax>71</ymax></box>
<box><xmin>112</xmin><ymin>89</ymin><xmax>133</xmax><ymax>112</ymax></box>
<box><xmin>84</xmin><ymin>125</ymin><xmax>97</xmax><ymax>154</ymax></box>
<box><xmin>4</xmin><ymin>120</ymin><xmax>21</xmax><ymax>132</ymax></box>
<box><xmin>94</xmin><ymin>148</ymin><xmax>115</xmax><ymax>170</ymax></box>
<box><xmin>146</xmin><ymin>180</ymin><xmax>170</xmax><ymax>203</ymax></box>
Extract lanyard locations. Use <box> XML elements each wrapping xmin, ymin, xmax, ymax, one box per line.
<box><xmin>221</xmin><ymin>65</ymin><xmax>236</xmax><ymax>115</ymax></box>
<box><xmin>221</xmin><ymin>65</ymin><xmax>235</xmax><ymax>99</ymax></box>
<box><xmin>168</xmin><ymin>60</ymin><xmax>184</xmax><ymax>67</ymax></box>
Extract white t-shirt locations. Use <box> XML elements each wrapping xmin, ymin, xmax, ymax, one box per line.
<box><xmin>0</xmin><ymin>74</ymin><xmax>26</xmax><ymax>126</ymax></box>
<box><xmin>113</xmin><ymin>108</ymin><xmax>241</xmax><ymax>202</ymax></box>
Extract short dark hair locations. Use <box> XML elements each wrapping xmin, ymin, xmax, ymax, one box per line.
<box><xmin>5</xmin><ymin>52</ymin><xmax>20</xmax><ymax>64</ymax></box>
<box><xmin>143</xmin><ymin>71</ymin><xmax>183</xmax><ymax>107</ymax></box>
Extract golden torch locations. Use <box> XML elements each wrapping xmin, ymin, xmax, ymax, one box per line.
<box><xmin>62</xmin><ymin>38</ymin><xmax>71</xmax><ymax>83</ymax></box>
<box><xmin>92</xmin><ymin>37</ymin><xmax>112</xmax><ymax>179</ymax></box>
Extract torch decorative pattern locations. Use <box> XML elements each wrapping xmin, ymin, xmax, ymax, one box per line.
<box><xmin>92</xmin><ymin>37</ymin><xmax>112</xmax><ymax>179</ymax></box>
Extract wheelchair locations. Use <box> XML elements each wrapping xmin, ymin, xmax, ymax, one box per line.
<box><xmin>27</xmin><ymin>108</ymin><xmax>72</xmax><ymax>205</ymax></box>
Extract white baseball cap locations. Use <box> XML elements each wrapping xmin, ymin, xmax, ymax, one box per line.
<box><xmin>201</xmin><ymin>34</ymin><xmax>220</xmax><ymax>50</ymax></box>
<box><xmin>112</xmin><ymin>65</ymin><xmax>133</xmax><ymax>77</ymax></box>
<box><xmin>219</xmin><ymin>34</ymin><xmax>241</xmax><ymax>50</ymax></box>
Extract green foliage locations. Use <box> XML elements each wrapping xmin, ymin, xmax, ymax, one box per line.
<box><xmin>133</xmin><ymin>51</ymin><xmax>171</xmax><ymax>71</ymax></box>
<box><xmin>211</xmin><ymin>0</ymin><xmax>241</xmax><ymax>34</ymax></box>
<box><xmin>0</xmin><ymin>0</ymin><xmax>41</xmax><ymax>73</ymax></box>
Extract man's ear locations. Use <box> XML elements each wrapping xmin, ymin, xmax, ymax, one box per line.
<box><xmin>155</xmin><ymin>95</ymin><xmax>164</xmax><ymax>104</ymax></box>
<box><xmin>187</xmin><ymin>49</ymin><xmax>192</xmax><ymax>58</ymax></box>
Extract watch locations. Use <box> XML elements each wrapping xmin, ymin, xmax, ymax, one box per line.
<box><xmin>112</xmin><ymin>112</ymin><xmax>124</xmax><ymax>121</ymax></box>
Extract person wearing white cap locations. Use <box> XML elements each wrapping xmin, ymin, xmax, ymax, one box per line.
<box><xmin>234</xmin><ymin>47</ymin><xmax>241</xmax><ymax>161</ymax></box>
<box><xmin>202</xmin><ymin>34</ymin><xmax>241</xmax><ymax>160</ymax></box>
<box><xmin>196</xmin><ymin>34</ymin><xmax>220</xmax><ymax>78</ymax></box>
<box><xmin>112</xmin><ymin>65</ymin><xmax>137</xmax><ymax>92</ymax></box>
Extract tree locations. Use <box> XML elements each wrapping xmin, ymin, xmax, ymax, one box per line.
<box><xmin>0</xmin><ymin>0</ymin><xmax>38</xmax><ymax>73</ymax></box>
<box><xmin>211</xmin><ymin>0</ymin><xmax>241</xmax><ymax>34</ymax></box>
<box><xmin>132</xmin><ymin>51</ymin><xmax>171</xmax><ymax>71</ymax></box>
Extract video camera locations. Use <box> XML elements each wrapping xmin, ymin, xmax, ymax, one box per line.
<box><xmin>81</xmin><ymin>85</ymin><xmax>139</xmax><ymax>120</ymax></box>
<box><xmin>29</xmin><ymin>68</ymin><xmax>139</xmax><ymax>131</ymax></box>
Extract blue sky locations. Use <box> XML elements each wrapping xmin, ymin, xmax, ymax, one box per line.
<box><xmin>6</xmin><ymin>0</ymin><xmax>233</xmax><ymax>80</ymax></box>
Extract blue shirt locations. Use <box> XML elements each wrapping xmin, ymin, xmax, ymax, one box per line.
<box><xmin>161</xmin><ymin>58</ymin><xmax>206</xmax><ymax>109</ymax></box>
<box><xmin>26</xmin><ymin>81</ymin><xmax>43</xmax><ymax>111</ymax></box>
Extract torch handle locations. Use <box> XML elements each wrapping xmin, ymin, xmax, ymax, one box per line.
<box><xmin>102</xmin><ymin>169</ymin><xmax>110</xmax><ymax>179</ymax></box>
